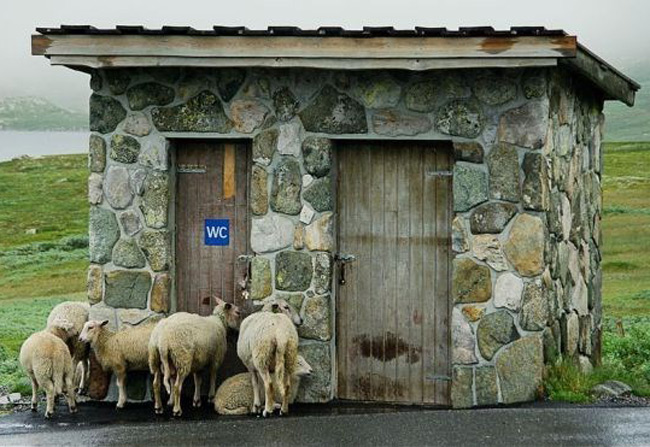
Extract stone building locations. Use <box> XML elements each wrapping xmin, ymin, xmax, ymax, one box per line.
<box><xmin>33</xmin><ymin>26</ymin><xmax>638</xmax><ymax>408</ymax></box>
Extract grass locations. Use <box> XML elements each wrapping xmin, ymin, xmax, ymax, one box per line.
<box><xmin>0</xmin><ymin>154</ymin><xmax>89</xmax><ymax>301</ymax></box>
<box><xmin>546</xmin><ymin>323</ymin><xmax>650</xmax><ymax>403</ymax></box>
<box><xmin>601</xmin><ymin>142</ymin><xmax>650</xmax><ymax>319</ymax></box>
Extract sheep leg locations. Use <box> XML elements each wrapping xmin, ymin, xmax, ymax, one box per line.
<box><xmin>76</xmin><ymin>357</ymin><xmax>89</xmax><ymax>394</ymax></box>
<box><xmin>280</xmin><ymin>373</ymin><xmax>291</xmax><ymax>416</ymax></box>
<box><xmin>43</xmin><ymin>380</ymin><xmax>55</xmax><ymax>419</ymax></box>
<box><xmin>172</xmin><ymin>372</ymin><xmax>186</xmax><ymax>417</ymax></box>
<box><xmin>64</xmin><ymin>371</ymin><xmax>77</xmax><ymax>414</ymax></box>
<box><xmin>260</xmin><ymin>369</ymin><xmax>275</xmax><ymax>418</ymax></box>
<box><xmin>208</xmin><ymin>363</ymin><xmax>218</xmax><ymax>399</ymax></box>
<box><xmin>29</xmin><ymin>376</ymin><xmax>38</xmax><ymax>412</ymax></box>
<box><xmin>249</xmin><ymin>369</ymin><xmax>262</xmax><ymax>414</ymax></box>
<box><xmin>115</xmin><ymin>368</ymin><xmax>128</xmax><ymax>409</ymax></box>
<box><xmin>192</xmin><ymin>373</ymin><xmax>202</xmax><ymax>408</ymax></box>
<box><xmin>152</xmin><ymin>370</ymin><xmax>164</xmax><ymax>414</ymax></box>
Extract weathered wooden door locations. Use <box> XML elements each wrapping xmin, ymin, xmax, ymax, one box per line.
<box><xmin>336</xmin><ymin>141</ymin><xmax>452</xmax><ymax>406</ymax></box>
<box><xmin>175</xmin><ymin>140</ymin><xmax>250</xmax><ymax>315</ymax></box>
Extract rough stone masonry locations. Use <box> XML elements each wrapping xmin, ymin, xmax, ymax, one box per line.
<box><xmin>85</xmin><ymin>66</ymin><xmax>604</xmax><ymax>407</ymax></box>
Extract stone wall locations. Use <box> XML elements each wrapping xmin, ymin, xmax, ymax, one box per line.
<box><xmin>85</xmin><ymin>65</ymin><xmax>603</xmax><ymax>406</ymax></box>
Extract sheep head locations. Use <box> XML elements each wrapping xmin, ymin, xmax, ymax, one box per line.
<box><xmin>79</xmin><ymin>319</ymin><xmax>109</xmax><ymax>344</ymax></box>
<box><xmin>263</xmin><ymin>298</ymin><xmax>303</xmax><ymax>326</ymax></box>
<box><xmin>295</xmin><ymin>355</ymin><xmax>313</xmax><ymax>378</ymax></box>
<box><xmin>213</xmin><ymin>297</ymin><xmax>242</xmax><ymax>330</ymax></box>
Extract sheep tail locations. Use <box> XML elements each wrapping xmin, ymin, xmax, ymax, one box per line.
<box><xmin>274</xmin><ymin>338</ymin><xmax>286</xmax><ymax>397</ymax></box>
<box><xmin>53</xmin><ymin>354</ymin><xmax>65</xmax><ymax>395</ymax></box>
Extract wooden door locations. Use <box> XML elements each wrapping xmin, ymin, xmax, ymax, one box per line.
<box><xmin>175</xmin><ymin>140</ymin><xmax>250</xmax><ymax>315</ymax></box>
<box><xmin>336</xmin><ymin>141</ymin><xmax>452</xmax><ymax>406</ymax></box>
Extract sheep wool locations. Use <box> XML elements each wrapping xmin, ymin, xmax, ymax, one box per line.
<box><xmin>152</xmin><ymin>298</ymin><xmax>241</xmax><ymax>417</ymax></box>
<box><xmin>19</xmin><ymin>324</ymin><xmax>78</xmax><ymax>418</ymax></box>
<box><xmin>214</xmin><ymin>355</ymin><xmax>312</xmax><ymax>415</ymax></box>
<box><xmin>80</xmin><ymin>319</ymin><xmax>157</xmax><ymax>409</ymax></box>
<box><xmin>47</xmin><ymin>301</ymin><xmax>90</xmax><ymax>392</ymax></box>
<box><xmin>237</xmin><ymin>298</ymin><xmax>301</xmax><ymax>417</ymax></box>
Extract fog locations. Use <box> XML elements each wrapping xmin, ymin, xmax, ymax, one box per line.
<box><xmin>1</xmin><ymin>0</ymin><xmax>647</xmax><ymax>111</ymax></box>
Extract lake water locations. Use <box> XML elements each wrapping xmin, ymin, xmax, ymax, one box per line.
<box><xmin>0</xmin><ymin>131</ymin><xmax>88</xmax><ymax>162</ymax></box>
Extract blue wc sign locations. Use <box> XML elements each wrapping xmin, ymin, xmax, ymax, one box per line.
<box><xmin>204</xmin><ymin>219</ymin><xmax>230</xmax><ymax>246</ymax></box>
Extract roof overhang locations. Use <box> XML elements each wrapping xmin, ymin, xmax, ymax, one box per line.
<box><xmin>31</xmin><ymin>26</ymin><xmax>640</xmax><ymax>106</ymax></box>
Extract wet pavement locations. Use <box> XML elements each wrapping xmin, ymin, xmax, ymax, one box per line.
<box><xmin>1</xmin><ymin>401</ymin><xmax>650</xmax><ymax>446</ymax></box>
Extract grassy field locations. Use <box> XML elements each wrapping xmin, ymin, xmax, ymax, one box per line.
<box><xmin>0</xmin><ymin>155</ymin><xmax>88</xmax><ymax>301</ymax></box>
<box><xmin>0</xmin><ymin>143</ymin><xmax>648</xmax><ymax>400</ymax></box>
<box><xmin>601</xmin><ymin>142</ymin><xmax>650</xmax><ymax>319</ymax></box>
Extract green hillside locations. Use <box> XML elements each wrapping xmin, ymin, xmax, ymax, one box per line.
<box><xmin>604</xmin><ymin>61</ymin><xmax>650</xmax><ymax>141</ymax></box>
<box><xmin>0</xmin><ymin>97</ymin><xmax>87</xmax><ymax>131</ymax></box>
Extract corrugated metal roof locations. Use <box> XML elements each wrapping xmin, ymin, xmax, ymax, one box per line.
<box><xmin>35</xmin><ymin>25</ymin><xmax>568</xmax><ymax>38</ymax></box>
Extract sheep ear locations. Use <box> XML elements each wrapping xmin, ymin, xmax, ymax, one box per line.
<box><xmin>224</xmin><ymin>303</ymin><xmax>232</xmax><ymax>310</ymax></box>
<box><xmin>100</xmin><ymin>320</ymin><xmax>109</xmax><ymax>327</ymax></box>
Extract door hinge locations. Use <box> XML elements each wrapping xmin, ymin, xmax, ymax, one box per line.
<box><xmin>426</xmin><ymin>170</ymin><xmax>452</xmax><ymax>177</ymax></box>
<box><xmin>177</xmin><ymin>164</ymin><xmax>206</xmax><ymax>174</ymax></box>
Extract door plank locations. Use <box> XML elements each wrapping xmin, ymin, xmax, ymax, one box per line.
<box><xmin>422</xmin><ymin>148</ymin><xmax>438</xmax><ymax>403</ymax></box>
<box><xmin>434</xmin><ymin>149</ymin><xmax>452</xmax><ymax>404</ymax></box>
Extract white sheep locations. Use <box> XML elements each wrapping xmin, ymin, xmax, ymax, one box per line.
<box><xmin>47</xmin><ymin>301</ymin><xmax>90</xmax><ymax>393</ymax></box>
<box><xmin>153</xmin><ymin>298</ymin><xmax>241</xmax><ymax>417</ymax></box>
<box><xmin>79</xmin><ymin>319</ymin><xmax>156</xmax><ymax>409</ymax></box>
<box><xmin>19</xmin><ymin>318</ymin><xmax>78</xmax><ymax>418</ymax></box>
<box><xmin>236</xmin><ymin>298</ymin><xmax>302</xmax><ymax>417</ymax></box>
<box><xmin>214</xmin><ymin>355</ymin><xmax>312</xmax><ymax>415</ymax></box>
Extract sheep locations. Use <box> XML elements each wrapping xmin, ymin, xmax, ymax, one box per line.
<box><xmin>214</xmin><ymin>355</ymin><xmax>312</xmax><ymax>415</ymax></box>
<box><xmin>19</xmin><ymin>319</ymin><xmax>78</xmax><ymax>418</ymax></box>
<box><xmin>152</xmin><ymin>298</ymin><xmax>241</xmax><ymax>417</ymax></box>
<box><xmin>236</xmin><ymin>297</ymin><xmax>303</xmax><ymax>417</ymax></box>
<box><xmin>79</xmin><ymin>319</ymin><xmax>156</xmax><ymax>409</ymax></box>
<box><xmin>46</xmin><ymin>301</ymin><xmax>90</xmax><ymax>393</ymax></box>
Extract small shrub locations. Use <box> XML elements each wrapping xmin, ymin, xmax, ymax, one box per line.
<box><xmin>603</xmin><ymin>324</ymin><xmax>650</xmax><ymax>382</ymax></box>
<box><xmin>60</xmin><ymin>235</ymin><xmax>89</xmax><ymax>250</ymax></box>
<box><xmin>632</xmin><ymin>290</ymin><xmax>650</xmax><ymax>301</ymax></box>
<box><xmin>545</xmin><ymin>324</ymin><xmax>650</xmax><ymax>403</ymax></box>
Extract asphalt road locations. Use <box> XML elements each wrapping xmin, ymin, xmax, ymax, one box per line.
<box><xmin>1</xmin><ymin>402</ymin><xmax>650</xmax><ymax>446</ymax></box>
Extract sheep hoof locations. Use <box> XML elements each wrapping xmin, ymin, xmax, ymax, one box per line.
<box><xmin>69</xmin><ymin>406</ymin><xmax>78</xmax><ymax>414</ymax></box>
<box><xmin>44</xmin><ymin>411</ymin><xmax>53</xmax><ymax>419</ymax></box>
<box><xmin>193</xmin><ymin>399</ymin><xmax>201</xmax><ymax>408</ymax></box>
<box><xmin>31</xmin><ymin>404</ymin><xmax>38</xmax><ymax>412</ymax></box>
<box><xmin>154</xmin><ymin>407</ymin><xmax>164</xmax><ymax>415</ymax></box>
<box><xmin>173</xmin><ymin>409</ymin><xmax>182</xmax><ymax>418</ymax></box>
<box><xmin>262</xmin><ymin>409</ymin><xmax>271</xmax><ymax>418</ymax></box>
<box><xmin>115</xmin><ymin>404</ymin><xmax>124</xmax><ymax>411</ymax></box>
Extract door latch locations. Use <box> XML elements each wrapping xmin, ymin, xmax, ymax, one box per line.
<box><xmin>334</xmin><ymin>253</ymin><xmax>357</xmax><ymax>285</ymax></box>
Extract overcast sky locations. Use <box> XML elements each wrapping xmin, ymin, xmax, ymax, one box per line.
<box><xmin>1</xmin><ymin>0</ymin><xmax>647</xmax><ymax>110</ymax></box>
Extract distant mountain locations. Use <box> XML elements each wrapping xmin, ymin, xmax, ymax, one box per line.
<box><xmin>0</xmin><ymin>97</ymin><xmax>87</xmax><ymax>131</ymax></box>
<box><xmin>604</xmin><ymin>61</ymin><xmax>650</xmax><ymax>141</ymax></box>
